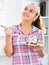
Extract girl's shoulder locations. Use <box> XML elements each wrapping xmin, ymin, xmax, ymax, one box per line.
<box><xmin>9</xmin><ymin>24</ymin><xmax>20</xmax><ymax>34</ymax></box>
<box><xmin>32</xmin><ymin>26</ymin><xmax>43</xmax><ymax>35</ymax></box>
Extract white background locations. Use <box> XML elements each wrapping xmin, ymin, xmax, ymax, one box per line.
<box><xmin>0</xmin><ymin>0</ymin><xmax>48</xmax><ymax>65</ymax></box>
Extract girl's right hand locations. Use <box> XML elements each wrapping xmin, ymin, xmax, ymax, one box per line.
<box><xmin>3</xmin><ymin>27</ymin><xmax>13</xmax><ymax>57</ymax></box>
<box><xmin>4</xmin><ymin>27</ymin><xmax>12</xmax><ymax>37</ymax></box>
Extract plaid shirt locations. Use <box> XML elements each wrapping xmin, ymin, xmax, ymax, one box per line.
<box><xmin>10</xmin><ymin>25</ymin><xmax>44</xmax><ymax>65</ymax></box>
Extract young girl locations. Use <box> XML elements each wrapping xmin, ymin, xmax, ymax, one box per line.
<box><xmin>4</xmin><ymin>3</ymin><xmax>45</xmax><ymax>65</ymax></box>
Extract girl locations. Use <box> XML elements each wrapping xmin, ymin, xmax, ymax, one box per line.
<box><xmin>4</xmin><ymin>3</ymin><xmax>45</xmax><ymax>65</ymax></box>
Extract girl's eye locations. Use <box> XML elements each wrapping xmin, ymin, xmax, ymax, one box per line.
<box><xmin>29</xmin><ymin>10</ymin><xmax>33</xmax><ymax>13</ymax></box>
<box><xmin>24</xmin><ymin>7</ymin><xmax>27</xmax><ymax>10</ymax></box>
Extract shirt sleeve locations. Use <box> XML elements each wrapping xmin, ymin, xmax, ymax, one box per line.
<box><xmin>37</xmin><ymin>30</ymin><xmax>44</xmax><ymax>47</ymax></box>
<box><xmin>9</xmin><ymin>25</ymin><xmax>18</xmax><ymax>34</ymax></box>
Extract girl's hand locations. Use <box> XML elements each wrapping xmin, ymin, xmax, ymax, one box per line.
<box><xmin>1</xmin><ymin>25</ymin><xmax>13</xmax><ymax>57</ymax></box>
<box><xmin>0</xmin><ymin>25</ymin><xmax>12</xmax><ymax>37</ymax></box>
<box><xmin>34</xmin><ymin>46</ymin><xmax>45</xmax><ymax>57</ymax></box>
<box><xmin>4</xmin><ymin>27</ymin><xmax>12</xmax><ymax>37</ymax></box>
<box><xmin>34</xmin><ymin>45</ymin><xmax>41</xmax><ymax>51</ymax></box>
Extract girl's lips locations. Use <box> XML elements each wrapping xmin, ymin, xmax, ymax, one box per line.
<box><xmin>23</xmin><ymin>13</ymin><xmax>29</xmax><ymax>17</ymax></box>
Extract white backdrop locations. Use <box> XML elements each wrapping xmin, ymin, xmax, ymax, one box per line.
<box><xmin>0</xmin><ymin>0</ymin><xmax>48</xmax><ymax>65</ymax></box>
<box><xmin>0</xmin><ymin>0</ymin><xmax>24</xmax><ymax>55</ymax></box>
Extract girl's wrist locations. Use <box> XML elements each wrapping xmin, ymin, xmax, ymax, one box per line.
<box><xmin>6</xmin><ymin>35</ymin><xmax>12</xmax><ymax>40</ymax></box>
<box><xmin>6</xmin><ymin>34</ymin><xmax>12</xmax><ymax>37</ymax></box>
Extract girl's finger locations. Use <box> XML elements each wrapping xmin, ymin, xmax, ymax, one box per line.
<box><xmin>4</xmin><ymin>28</ymin><xmax>8</xmax><ymax>31</ymax></box>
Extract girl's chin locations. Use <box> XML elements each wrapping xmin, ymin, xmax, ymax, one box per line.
<box><xmin>22</xmin><ymin>17</ymin><xmax>29</xmax><ymax>21</ymax></box>
<box><xmin>23</xmin><ymin>19</ymin><xmax>29</xmax><ymax>22</ymax></box>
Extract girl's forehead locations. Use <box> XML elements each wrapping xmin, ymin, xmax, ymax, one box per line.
<box><xmin>26</xmin><ymin>4</ymin><xmax>38</xmax><ymax>12</ymax></box>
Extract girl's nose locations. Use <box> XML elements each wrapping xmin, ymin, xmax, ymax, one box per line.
<box><xmin>24</xmin><ymin>10</ymin><xmax>29</xmax><ymax>15</ymax></box>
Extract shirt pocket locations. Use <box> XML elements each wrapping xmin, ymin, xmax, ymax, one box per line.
<box><xmin>28</xmin><ymin>35</ymin><xmax>37</xmax><ymax>43</ymax></box>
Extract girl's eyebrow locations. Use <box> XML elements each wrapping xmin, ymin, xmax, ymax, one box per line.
<box><xmin>30</xmin><ymin>9</ymin><xmax>34</xmax><ymax>11</ymax></box>
<box><xmin>29</xmin><ymin>9</ymin><xmax>35</xmax><ymax>13</ymax></box>
<box><xmin>30</xmin><ymin>8</ymin><xmax>37</xmax><ymax>13</ymax></box>
<box><xmin>24</xmin><ymin>7</ymin><xmax>28</xmax><ymax>9</ymax></box>
<box><xmin>25</xmin><ymin>7</ymin><xmax>34</xmax><ymax>11</ymax></box>
<box><xmin>24</xmin><ymin>6</ymin><xmax>35</xmax><ymax>12</ymax></box>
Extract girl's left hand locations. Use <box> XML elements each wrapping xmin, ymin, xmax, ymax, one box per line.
<box><xmin>34</xmin><ymin>46</ymin><xmax>45</xmax><ymax>57</ymax></box>
<box><xmin>34</xmin><ymin>45</ymin><xmax>41</xmax><ymax>51</ymax></box>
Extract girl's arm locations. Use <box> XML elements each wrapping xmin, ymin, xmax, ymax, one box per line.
<box><xmin>3</xmin><ymin>27</ymin><xmax>13</xmax><ymax>57</ymax></box>
<box><xmin>35</xmin><ymin>30</ymin><xmax>45</xmax><ymax>57</ymax></box>
<box><xmin>4</xmin><ymin>36</ymin><xmax>13</xmax><ymax>57</ymax></box>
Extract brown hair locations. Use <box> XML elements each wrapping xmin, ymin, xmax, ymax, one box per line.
<box><xmin>31</xmin><ymin>15</ymin><xmax>45</xmax><ymax>33</ymax></box>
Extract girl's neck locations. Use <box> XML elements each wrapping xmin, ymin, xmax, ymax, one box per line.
<box><xmin>20</xmin><ymin>21</ymin><xmax>32</xmax><ymax>29</ymax></box>
<box><xmin>20</xmin><ymin>21</ymin><xmax>33</xmax><ymax>35</ymax></box>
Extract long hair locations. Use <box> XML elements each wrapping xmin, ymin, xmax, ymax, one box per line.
<box><xmin>31</xmin><ymin>15</ymin><xmax>45</xmax><ymax>33</ymax></box>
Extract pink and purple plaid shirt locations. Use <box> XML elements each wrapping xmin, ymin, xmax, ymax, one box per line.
<box><xmin>10</xmin><ymin>25</ymin><xmax>44</xmax><ymax>65</ymax></box>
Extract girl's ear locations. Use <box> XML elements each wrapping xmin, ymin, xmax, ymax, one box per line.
<box><xmin>33</xmin><ymin>15</ymin><xmax>38</xmax><ymax>21</ymax></box>
<box><xmin>36</xmin><ymin>13</ymin><xmax>38</xmax><ymax>16</ymax></box>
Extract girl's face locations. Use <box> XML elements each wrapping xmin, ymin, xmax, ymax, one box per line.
<box><xmin>22</xmin><ymin>4</ymin><xmax>38</xmax><ymax>23</ymax></box>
